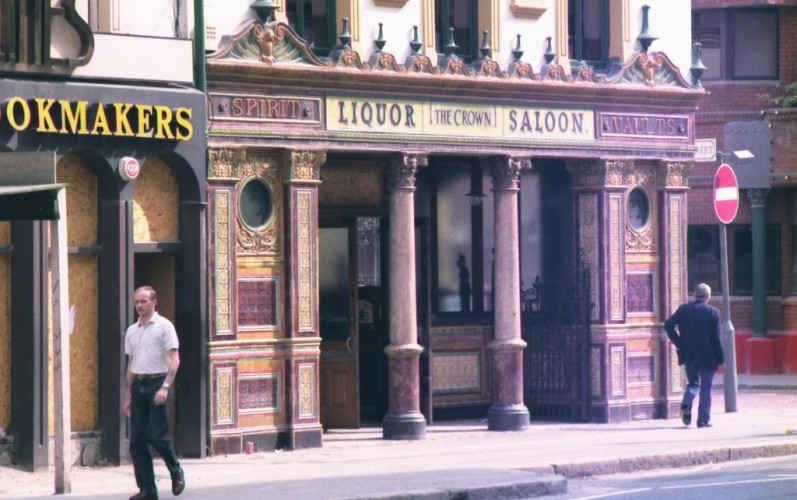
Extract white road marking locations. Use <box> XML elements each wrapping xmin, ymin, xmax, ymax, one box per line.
<box><xmin>662</xmin><ymin>476</ymin><xmax>797</xmax><ymax>490</ymax></box>
<box><xmin>573</xmin><ymin>488</ymin><xmax>652</xmax><ymax>499</ymax></box>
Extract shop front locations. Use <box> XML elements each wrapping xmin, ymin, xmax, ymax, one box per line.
<box><xmin>205</xmin><ymin>16</ymin><xmax>702</xmax><ymax>453</ymax></box>
<box><xmin>0</xmin><ymin>79</ymin><xmax>207</xmax><ymax>469</ymax></box>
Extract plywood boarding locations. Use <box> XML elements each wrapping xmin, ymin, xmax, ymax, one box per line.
<box><xmin>69</xmin><ymin>255</ymin><xmax>98</xmax><ymax>430</ymax></box>
<box><xmin>0</xmin><ymin>221</ymin><xmax>9</xmax><ymax>245</ymax></box>
<box><xmin>0</xmin><ymin>255</ymin><xmax>10</xmax><ymax>429</ymax></box>
<box><xmin>134</xmin><ymin>157</ymin><xmax>179</xmax><ymax>242</ymax></box>
<box><xmin>57</xmin><ymin>155</ymin><xmax>97</xmax><ymax>246</ymax></box>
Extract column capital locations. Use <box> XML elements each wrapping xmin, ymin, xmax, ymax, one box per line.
<box><xmin>490</xmin><ymin>156</ymin><xmax>531</xmax><ymax>191</ymax></box>
<box><xmin>386</xmin><ymin>153</ymin><xmax>428</xmax><ymax>191</ymax></box>
<box><xmin>566</xmin><ymin>159</ymin><xmax>634</xmax><ymax>189</ymax></box>
<box><xmin>282</xmin><ymin>149</ymin><xmax>327</xmax><ymax>183</ymax></box>
<box><xmin>747</xmin><ymin>188</ymin><xmax>770</xmax><ymax>207</ymax></box>
<box><xmin>658</xmin><ymin>160</ymin><xmax>691</xmax><ymax>189</ymax></box>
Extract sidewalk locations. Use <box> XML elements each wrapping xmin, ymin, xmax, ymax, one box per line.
<box><xmin>2</xmin><ymin>376</ymin><xmax>797</xmax><ymax>499</ymax></box>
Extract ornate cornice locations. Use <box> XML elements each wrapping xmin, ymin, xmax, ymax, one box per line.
<box><xmin>207</xmin><ymin>21</ymin><xmax>700</xmax><ymax>92</ymax></box>
<box><xmin>386</xmin><ymin>153</ymin><xmax>427</xmax><ymax>191</ymax></box>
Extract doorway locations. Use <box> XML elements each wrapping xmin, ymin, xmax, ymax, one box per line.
<box><xmin>319</xmin><ymin>217</ymin><xmax>389</xmax><ymax>428</ymax></box>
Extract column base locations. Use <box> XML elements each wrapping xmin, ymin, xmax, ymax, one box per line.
<box><xmin>382</xmin><ymin>411</ymin><xmax>426</xmax><ymax>440</ymax></box>
<box><xmin>487</xmin><ymin>404</ymin><xmax>530</xmax><ymax>431</ymax></box>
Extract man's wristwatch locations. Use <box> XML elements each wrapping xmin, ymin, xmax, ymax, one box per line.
<box><xmin>161</xmin><ymin>382</ymin><xmax>170</xmax><ymax>390</ymax></box>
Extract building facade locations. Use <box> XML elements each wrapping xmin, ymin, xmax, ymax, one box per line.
<box><xmin>690</xmin><ymin>0</ymin><xmax>797</xmax><ymax>374</ymax></box>
<box><xmin>204</xmin><ymin>0</ymin><xmax>703</xmax><ymax>454</ymax></box>
<box><xmin>0</xmin><ymin>1</ymin><xmax>208</xmax><ymax>470</ymax></box>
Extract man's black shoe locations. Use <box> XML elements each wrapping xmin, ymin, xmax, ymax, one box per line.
<box><xmin>681</xmin><ymin>405</ymin><xmax>692</xmax><ymax>426</ymax></box>
<box><xmin>129</xmin><ymin>491</ymin><xmax>158</xmax><ymax>500</ymax></box>
<box><xmin>697</xmin><ymin>422</ymin><xmax>713</xmax><ymax>428</ymax></box>
<box><xmin>172</xmin><ymin>466</ymin><xmax>185</xmax><ymax>496</ymax></box>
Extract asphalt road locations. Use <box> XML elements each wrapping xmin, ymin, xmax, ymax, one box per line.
<box><xmin>555</xmin><ymin>455</ymin><xmax>797</xmax><ymax>500</ymax></box>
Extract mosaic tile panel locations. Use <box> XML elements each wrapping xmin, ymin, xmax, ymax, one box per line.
<box><xmin>214</xmin><ymin>367</ymin><xmax>235</xmax><ymax>425</ymax></box>
<box><xmin>579</xmin><ymin>194</ymin><xmax>600</xmax><ymax>321</ymax></box>
<box><xmin>214</xmin><ymin>190</ymin><xmax>233</xmax><ymax>336</ymax></box>
<box><xmin>627</xmin><ymin>353</ymin><xmax>657</xmax><ymax>386</ymax></box>
<box><xmin>239</xmin><ymin>374</ymin><xmax>281</xmax><ymax>414</ymax></box>
<box><xmin>609</xmin><ymin>194</ymin><xmax>624</xmax><ymax>320</ymax></box>
<box><xmin>297</xmin><ymin>189</ymin><xmax>315</xmax><ymax>332</ymax></box>
<box><xmin>591</xmin><ymin>346</ymin><xmax>602</xmax><ymax>396</ymax></box>
<box><xmin>610</xmin><ymin>346</ymin><xmax>625</xmax><ymax>396</ymax></box>
<box><xmin>671</xmin><ymin>344</ymin><xmax>684</xmax><ymax>392</ymax></box>
<box><xmin>669</xmin><ymin>195</ymin><xmax>684</xmax><ymax>315</ymax></box>
<box><xmin>298</xmin><ymin>363</ymin><xmax>315</xmax><ymax>418</ymax></box>
<box><xmin>432</xmin><ymin>351</ymin><xmax>481</xmax><ymax>394</ymax></box>
<box><xmin>626</xmin><ymin>272</ymin><xmax>655</xmax><ymax>314</ymax></box>
<box><xmin>238</xmin><ymin>277</ymin><xmax>279</xmax><ymax>328</ymax></box>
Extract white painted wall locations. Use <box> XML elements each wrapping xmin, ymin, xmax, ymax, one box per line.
<box><xmin>629</xmin><ymin>0</ymin><xmax>692</xmax><ymax>78</ymax></box>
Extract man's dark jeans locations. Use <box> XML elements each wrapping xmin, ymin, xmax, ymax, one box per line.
<box><xmin>681</xmin><ymin>363</ymin><xmax>716</xmax><ymax>425</ymax></box>
<box><xmin>130</xmin><ymin>376</ymin><xmax>180</xmax><ymax>493</ymax></box>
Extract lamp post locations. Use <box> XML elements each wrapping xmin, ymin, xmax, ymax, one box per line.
<box><xmin>713</xmin><ymin>150</ymin><xmax>752</xmax><ymax>413</ymax></box>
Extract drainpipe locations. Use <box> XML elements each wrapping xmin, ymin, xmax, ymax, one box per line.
<box><xmin>194</xmin><ymin>0</ymin><xmax>206</xmax><ymax>92</ymax></box>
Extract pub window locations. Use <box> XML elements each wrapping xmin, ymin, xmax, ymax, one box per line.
<box><xmin>567</xmin><ymin>0</ymin><xmax>609</xmax><ymax>69</ymax></box>
<box><xmin>286</xmin><ymin>0</ymin><xmax>336</xmax><ymax>56</ymax></box>
<box><xmin>419</xmin><ymin>161</ymin><xmax>494</xmax><ymax>316</ymax></box>
<box><xmin>434</xmin><ymin>0</ymin><xmax>478</xmax><ymax>61</ymax></box>
<box><xmin>692</xmin><ymin>8</ymin><xmax>778</xmax><ymax>81</ymax></box>
<box><xmin>687</xmin><ymin>224</ymin><xmax>780</xmax><ymax>295</ymax></box>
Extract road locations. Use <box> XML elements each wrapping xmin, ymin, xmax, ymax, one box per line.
<box><xmin>554</xmin><ymin>455</ymin><xmax>797</xmax><ymax>500</ymax></box>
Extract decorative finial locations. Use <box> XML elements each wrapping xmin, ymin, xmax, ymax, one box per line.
<box><xmin>375</xmin><ymin>22</ymin><xmax>386</xmax><ymax>52</ymax></box>
<box><xmin>690</xmin><ymin>41</ymin><xmax>707</xmax><ymax>88</ymax></box>
<box><xmin>410</xmin><ymin>25</ymin><xmax>422</xmax><ymax>54</ymax></box>
<box><xmin>443</xmin><ymin>27</ymin><xmax>458</xmax><ymax>58</ymax></box>
<box><xmin>338</xmin><ymin>17</ymin><xmax>351</xmax><ymax>48</ymax></box>
<box><xmin>250</xmin><ymin>0</ymin><xmax>278</xmax><ymax>23</ymax></box>
<box><xmin>544</xmin><ymin>36</ymin><xmax>555</xmax><ymax>64</ymax></box>
<box><xmin>637</xmin><ymin>4</ymin><xmax>658</xmax><ymax>53</ymax></box>
<box><xmin>479</xmin><ymin>30</ymin><xmax>491</xmax><ymax>59</ymax></box>
<box><xmin>512</xmin><ymin>34</ymin><xmax>523</xmax><ymax>61</ymax></box>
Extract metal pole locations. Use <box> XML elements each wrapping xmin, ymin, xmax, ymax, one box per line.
<box><xmin>719</xmin><ymin>222</ymin><xmax>738</xmax><ymax>412</ymax></box>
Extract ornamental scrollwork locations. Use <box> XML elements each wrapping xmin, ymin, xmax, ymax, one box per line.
<box><xmin>386</xmin><ymin>153</ymin><xmax>428</xmax><ymax>190</ymax></box>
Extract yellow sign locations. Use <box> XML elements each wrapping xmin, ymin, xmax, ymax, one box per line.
<box><xmin>1</xmin><ymin>97</ymin><xmax>194</xmax><ymax>141</ymax></box>
<box><xmin>326</xmin><ymin>96</ymin><xmax>594</xmax><ymax>143</ymax></box>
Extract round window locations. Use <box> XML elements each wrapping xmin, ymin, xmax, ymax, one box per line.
<box><xmin>627</xmin><ymin>188</ymin><xmax>649</xmax><ymax>230</ymax></box>
<box><xmin>239</xmin><ymin>177</ymin><xmax>274</xmax><ymax>230</ymax></box>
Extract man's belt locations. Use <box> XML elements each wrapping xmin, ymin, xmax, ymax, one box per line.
<box><xmin>135</xmin><ymin>373</ymin><xmax>166</xmax><ymax>380</ymax></box>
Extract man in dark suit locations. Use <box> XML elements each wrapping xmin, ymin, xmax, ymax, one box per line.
<box><xmin>664</xmin><ymin>283</ymin><xmax>724</xmax><ymax>428</ymax></box>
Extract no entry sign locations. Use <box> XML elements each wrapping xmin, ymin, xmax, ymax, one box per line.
<box><xmin>713</xmin><ymin>163</ymin><xmax>739</xmax><ymax>224</ymax></box>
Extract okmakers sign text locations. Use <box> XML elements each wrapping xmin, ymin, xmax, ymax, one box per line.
<box><xmin>0</xmin><ymin>97</ymin><xmax>194</xmax><ymax>141</ymax></box>
<box><xmin>327</xmin><ymin>96</ymin><xmax>595</xmax><ymax>143</ymax></box>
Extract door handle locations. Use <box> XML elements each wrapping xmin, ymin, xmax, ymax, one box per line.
<box><xmin>346</xmin><ymin>336</ymin><xmax>353</xmax><ymax>353</ymax></box>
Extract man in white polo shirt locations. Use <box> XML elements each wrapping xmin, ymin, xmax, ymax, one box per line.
<box><xmin>124</xmin><ymin>286</ymin><xmax>185</xmax><ymax>500</ymax></box>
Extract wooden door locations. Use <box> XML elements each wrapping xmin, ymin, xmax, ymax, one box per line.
<box><xmin>319</xmin><ymin>224</ymin><xmax>359</xmax><ymax>429</ymax></box>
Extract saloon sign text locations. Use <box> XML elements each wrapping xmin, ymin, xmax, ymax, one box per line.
<box><xmin>327</xmin><ymin>96</ymin><xmax>595</xmax><ymax>142</ymax></box>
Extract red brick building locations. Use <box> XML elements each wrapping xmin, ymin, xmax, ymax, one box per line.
<box><xmin>691</xmin><ymin>0</ymin><xmax>797</xmax><ymax>373</ymax></box>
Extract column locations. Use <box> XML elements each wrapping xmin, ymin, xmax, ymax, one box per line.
<box><xmin>745</xmin><ymin>188</ymin><xmax>774</xmax><ymax>373</ymax></box>
<box><xmin>487</xmin><ymin>156</ymin><xmax>530</xmax><ymax>431</ymax></box>
<box><xmin>748</xmin><ymin>188</ymin><xmax>769</xmax><ymax>338</ymax></box>
<box><xmin>383</xmin><ymin>152</ymin><xmax>427</xmax><ymax>440</ymax></box>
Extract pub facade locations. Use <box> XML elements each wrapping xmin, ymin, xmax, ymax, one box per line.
<box><xmin>204</xmin><ymin>0</ymin><xmax>703</xmax><ymax>453</ymax></box>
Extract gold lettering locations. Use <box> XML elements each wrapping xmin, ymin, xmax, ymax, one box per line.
<box><xmin>154</xmin><ymin>105</ymin><xmax>175</xmax><ymax>139</ymax></box>
<box><xmin>137</xmin><ymin>105</ymin><xmax>154</xmax><ymax>137</ymax></box>
<box><xmin>174</xmin><ymin>108</ymin><xmax>193</xmax><ymax>141</ymax></box>
<box><xmin>60</xmin><ymin>100</ymin><xmax>88</xmax><ymax>134</ymax></box>
<box><xmin>91</xmin><ymin>104</ymin><xmax>112</xmax><ymax>136</ymax></box>
<box><xmin>113</xmin><ymin>103</ymin><xmax>135</xmax><ymax>137</ymax></box>
<box><xmin>6</xmin><ymin>97</ymin><xmax>31</xmax><ymax>131</ymax></box>
<box><xmin>35</xmin><ymin>98</ymin><xmax>57</xmax><ymax>132</ymax></box>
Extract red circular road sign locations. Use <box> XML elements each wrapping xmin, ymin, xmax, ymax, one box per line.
<box><xmin>713</xmin><ymin>163</ymin><xmax>739</xmax><ymax>224</ymax></box>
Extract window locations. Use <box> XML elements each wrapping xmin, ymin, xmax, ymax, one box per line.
<box><xmin>568</xmin><ymin>0</ymin><xmax>608</xmax><ymax>69</ymax></box>
<box><xmin>692</xmin><ymin>8</ymin><xmax>778</xmax><ymax>80</ymax></box>
<box><xmin>434</xmin><ymin>0</ymin><xmax>477</xmax><ymax>61</ymax></box>
<box><xmin>286</xmin><ymin>0</ymin><xmax>336</xmax><ymax>56</ymax></box>
<box><xmin>687</xmin><ymin>225</ymin><xmax>780</xmax><ymax>295</ymax></box>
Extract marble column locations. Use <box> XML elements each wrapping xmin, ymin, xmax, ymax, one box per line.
<box><xmin>383</xmin><ymin>152</ymin><xmax>427</xmax><ymax>440</ymax></box>
<box><xmin>487</xmin><ymin>156</ymin><xmax>530</xmax><ymax>431</ymax></box>
<box><xmin>748</xmin><ymin>188</ymin><xmax>770</xmax><ymax>338</ymax></box>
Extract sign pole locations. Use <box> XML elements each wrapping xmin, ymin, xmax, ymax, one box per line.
<box><xmin>719</xmin><ymin>223</ymin><xmax>738</xmax><ymax>412</ymax></box>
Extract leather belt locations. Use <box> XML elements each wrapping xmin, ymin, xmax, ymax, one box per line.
<box><xmin>135</xmin><ymin>373</ymin><xmax>166</xmax><ymax>380</ymax></box>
